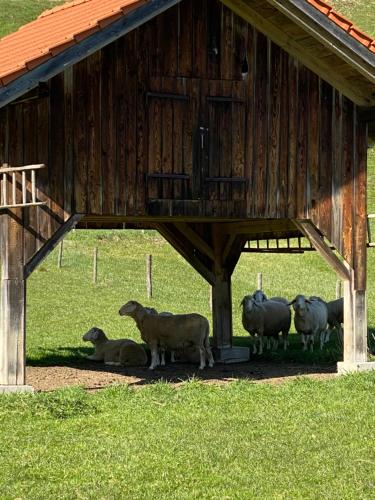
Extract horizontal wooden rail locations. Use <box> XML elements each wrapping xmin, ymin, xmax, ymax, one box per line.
<box><xmin>0</xmin><ymin>163</ymin><xmax>45</xmax><ymax>173</ymax></box>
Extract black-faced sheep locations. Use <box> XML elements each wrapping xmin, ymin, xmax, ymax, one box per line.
<box><xmin>288</xmin><ymin>295</ymin><xmax>328</xmax><ymax>351</ymax></box>
<box><xmin>241</xmin><ymin>295</ymin><xmax>291</xmax><ymax>354</ymax></box>
<box><xmin>82</xmin><ymin>327</ymin><xmax>148</xmax><ymax>367</ymax></box>
<box><xmin>119</xmin><ymin>301</ymin><xmax>214</xmax><ymax>370</ymax></box>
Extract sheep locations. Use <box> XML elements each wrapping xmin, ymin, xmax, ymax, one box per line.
<box><xmin>288</xmin><ymin>295</ymin><xmax>328</xmax><ymax>351</ymax></box>
<box><xmin>241</xmin><ymin>295</ymin><xmax>291</xmax><ymax>354</ymax></box>
<box><xmin>82</xmin><ymin>327</ymin><xmax>148</xmax><ymax>367</ymax></box>
<box><xmin>119</xmin><ymin>300</ymin><xmax>214</xmax><ymax>370</ymax></box>
<box><xmin>144</xmin><ymin>308</ymin><xmax>175</xmax><ymax>365</ymax></box>
<box><xmin>326</xmin><ymin>297</ymin><xmax>344</xmax><ymax>345</ymax></box>
<box><xmin>251</xmin><ymin>290</ymin><xmax>290</xmax><ymax>349</ymax></box>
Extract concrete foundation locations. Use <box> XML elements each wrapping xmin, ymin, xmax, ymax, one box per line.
<box><xmin>214</xmin><ymin>346</ymin><xmax>250</xmax><ymax>364</ymax></box>
<box><xmin>337</xmin><ymin>361</ymin><xmax>375</xmax><ymax>374</ymax></box>
<box><xmin>0</xmin><ymin>385</ymin><xmax>34</xmax><ymax>394</ymax></box>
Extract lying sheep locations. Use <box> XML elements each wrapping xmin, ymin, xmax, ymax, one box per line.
<box><xmin>241</xmin><ymin>295</ymin><xmax>291</xmax><ymax>354</ymax></box>
<box><xmin>288</xmin><ymin>295</ymin><xmax>328</xmax><ymax>351</ymax></box>
<box><xmin>82</xmin><ymin>327</ymin><xmax>148</xmax><ymax>367</ymax></box>
<box><xmin>119</xmin><ymin>301</ymin><xmax>214</xmax><ymax>370</ymax></box>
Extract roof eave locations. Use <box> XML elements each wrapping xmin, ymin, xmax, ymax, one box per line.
<box><xmin>0</xmin><ymin>0</ymin><xmax>181</xmax><ymax>109</ymax></box>
<box><xmin>267</xmin><ymin>0</ymin><xmax>375</xmax><ymax>87</ymax></box>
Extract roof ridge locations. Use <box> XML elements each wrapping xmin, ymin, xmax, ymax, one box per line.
<box><xmin>306</xmin><ymin>0</ymin><xmax>375</xmax><ymax>53</ymax></box>
<box><xmin>38</xmin><ymin>0</ymin><xmax>92</xmax><ymax>19</ymax></box>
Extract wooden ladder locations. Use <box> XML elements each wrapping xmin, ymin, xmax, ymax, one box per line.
<box><xmin>0</xmin><ymin>163</ymin><xmax>46</xmax><ymax>209</ymax></box>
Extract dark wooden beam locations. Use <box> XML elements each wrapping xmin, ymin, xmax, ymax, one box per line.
<box><xmin>24</xmin><ymin>214</ymin><xmax>84</xmax><ymax>278</ymax></box>
<box><xmin>293</xmin><ymin>220</ymin><xmax>350</xmax><ymax>281</ymax></box>
<box><xmin>156</xmin><ymin>223</ymin><xmax>216</xmax><ymax>285</ymax></box>
<box><xmin>174</xmin><ymin>222</ymin><xmax>215</xmax><ymax>261</ymax></box>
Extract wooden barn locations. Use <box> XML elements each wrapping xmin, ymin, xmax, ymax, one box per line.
<box><xmin>0</xmin><ymin>0</ymin><xmax>374</xmax><ymax>390</ymax></box>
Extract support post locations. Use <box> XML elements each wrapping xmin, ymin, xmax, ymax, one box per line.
<box><xmin>211</xmin><ymin>271</ymin><xmax>232</xmax><ymax>349</ymax></box>
<box><xmin>211</xmin><ymin>224</ymin><xmax>249</xmax><ymax>363</ymax></box>
<box><xmin>337</xmin><ymin>268</ymin><xmax>374</xmax><ymax>373</ymax></box>
<box><xmin>0</xmin><ymin>212</ymin><xmax>32</xmax><ymax>391</ymax></box>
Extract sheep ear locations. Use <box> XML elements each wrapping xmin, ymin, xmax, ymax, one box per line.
<box><xmin>306</xmin><ymin>299</ymin><xmax>312</xmax><ymax>304</ymax></box>
<box><xmin>287</xmin><ymin>299</ymin><xmax>296</xmax><ymax>306</ymax></box>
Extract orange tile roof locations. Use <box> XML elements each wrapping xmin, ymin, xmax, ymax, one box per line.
<box><xmin>0</xmin><ymin>0</ymin><xmax>373</xmax><ymax>89</ymax></box>
<box><xmin>0</xmin><ymin>0</ymin><xmax>147</xmax><ymax>87</ymax></box>
<box><xmin>306</xmin><ymin>0</ymin><xmax>375</xmax><ymax>53</ymax></box>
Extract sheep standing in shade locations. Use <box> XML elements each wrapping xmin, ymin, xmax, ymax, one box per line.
<box><xmin>241</xmin><ymin>295</ymin><xmax>291</xmax><ymax>354</ymax></box>
<box><xmin>119</xmin><ymin>300</ymin><xmax>214</xmax><ymax>370</ymax></box>
<box><xmin>82</xmin><ymin>327</ymin><xmax>148</xmax><ymax>367</ymax></box>
<box><xmin>326</xmin><ymin>297</ymin><xmax>344</xmax><ymax>345</ymax></box>
<box><xmin>251</xmin><ymin>290</ymin><xmax>290</xmax><ymax>349</ymax></box>
<box><xmin>289</xmin><ymin>295</ymin><xmax>328</xmax><ymax>351</ymax></box>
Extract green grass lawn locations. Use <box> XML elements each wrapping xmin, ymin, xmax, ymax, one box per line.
<box><xmin>1</xmin><ymin>375</ymin><xmax>375</xmax><ymax>499</ymax></box>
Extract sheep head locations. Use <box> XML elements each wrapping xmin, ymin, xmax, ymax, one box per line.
<box><xmin>252</xmin><ymin>289</ymin><xmax>268</xmax><ymax>303</ymax></box>
<box><xmin>119</xmin><ymin>300</ymin><xmax>143</xmax><ymax>317</ymax></box>
<box><xmin>240</xmin><ymin>295</ymin><xmax>259</xmax><ymax>313</ymax></box>
<box><xmin>289</xmin><ymin>295</ymin><xmax>311</xmax><ymax>316</ymax></box>
<box><xmin>82</xmin><ymin>327</ymin><xmax>107</xmax><ymax>343</ymax></box>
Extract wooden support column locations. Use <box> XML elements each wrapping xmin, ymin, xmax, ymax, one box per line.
<box><xmin>0</xmin><ymin>212</ymin><xmax>31</xmax><ymax>391</ymax></box>
<box><xmin>294</xmin><ymin>220</ymin><xmax>373</xmax><ymax>373</ymax></box>
<box><xmin>211</xmin><ymin>224</ymin><xmax>232</xmax><ymax>349</ymax></box>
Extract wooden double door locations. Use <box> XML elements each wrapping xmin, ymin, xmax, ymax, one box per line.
<box><xmin>146</xmin><ymin>77</ymin><xmax>247</xmax><ymax>202</ymax></box>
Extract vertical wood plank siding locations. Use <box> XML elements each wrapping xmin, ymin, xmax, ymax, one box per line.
<box><xmin>0</xmin><ymin>0</ymin><xmax>367</xmax><ymax>284</ymax></box>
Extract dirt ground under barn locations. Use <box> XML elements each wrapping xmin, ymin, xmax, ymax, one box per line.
<box><xmin>26</xmin><ymin>361</ymin><xmax>337</xmax><ymax>392</ymax></box>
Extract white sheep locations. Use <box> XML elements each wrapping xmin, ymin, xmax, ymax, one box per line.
<box><xmin>288</xmin><ymin>295</ymin><xmax>328</xmax><ymax>351</ymax></box>
<box><xmin>251</xmin><ymin>290</ymin><xmax>290</xmax><ymax>349</ymax></box>
<box><xmin>82</xmin><ymin>327</ymin><xmax>148</xmax><ymax>367</ymax></box>
<box><xmin>241</xmin><ymin>295</ymin><xmax>291</xmax><ymax>354</ymax></box>
<box><xmin>119</xmin><ymin>300</ymin><xmax>214</xmax><ymax>370</ymax></box>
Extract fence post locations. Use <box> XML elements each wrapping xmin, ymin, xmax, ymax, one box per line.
<box><xmin>146</xmin><ymin>254</ymin><xmax>153</xmax><ymax>299</ymax></box>
<box><xmin>93</xmin><ymin>247</ymin><xmax>98</xmax><ymax>284</ymax></box>
<box><xmin>336</xmin><ymin>280</ymin><xmax>342</xmax><ymax>299</ymax></box>
<box><xmin>57</xmin><ymin>240</ymin><xmax>64</xmax><ymax>269</ymax></box>
<box><xmin>257</xmin><ymin>272</ymin><xmax>263</xmax><ymax>290</ymax></box>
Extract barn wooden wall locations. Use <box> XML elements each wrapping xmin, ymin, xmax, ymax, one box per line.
<box><xmin>0</xmin><ymin>0</ymin><xmax>368</xmax><ymax>286</ymax></box>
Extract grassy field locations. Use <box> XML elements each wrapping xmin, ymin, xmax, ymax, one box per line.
<box><xmin>0</xmin><ymin>1</ymin><xmax>375</xmax><ymax>498</ymax></box>
<box><xmin>1</xmin><ymin>375</ymin><xmax>375</xmax><ymax>499</ymax></box>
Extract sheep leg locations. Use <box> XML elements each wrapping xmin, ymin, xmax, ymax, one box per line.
<box><xmin>199</xmin><ymin>347</ymin><xmax>206</xmax><ymax>370</ymax></box>
<box><xmin>266</xmin><ymin>338</ymin><xmax>271</xmax><ymax>350</ymax></box>
<box><xmin>160</xmin><ymin>348</ymin><xmax>166</xmax><ymax>366</ymax></box>
<box><xmin>320</xmin><ymin>330</ymin><xmax>325</xmax><ymax>350</ymax></box>
<box><xmin>252</xmin><ymin>339</ymin><xmax>257</xmax><ymax>355</ymax></box>
<box><xmin>258</xmin><ymin>335</ymin><xmax>263</xmax><ymax>355</ymax></box>
<box><xmin>310</xmin><ymin>336</ymin><xmax>314</xmax><ymax>352</ymax></box>
<box><xmin>170</xmin><ymin>351</ymin><xmax>176</xmax><ymax>363</ymax></box>
<box><xmin>149</xmin><ymin>345</ymin><xmax>160</xmax><ymax>370</ymax></box>
<box><xmin>301</xmin><ymin>334</ymin><xmax>307</xmax><ymax>351</ymax></box>
<box><xmin>205</xmin><ymin>347</ymin><xmax>214</xmax><ymax>368</ymax></box>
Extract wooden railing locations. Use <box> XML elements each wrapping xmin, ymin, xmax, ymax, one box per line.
<box><xmin>0</xmin><ymin>163</ymin><xmax>46</xmax><ymax>209</ymax></box>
